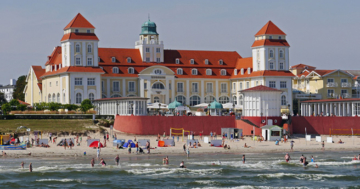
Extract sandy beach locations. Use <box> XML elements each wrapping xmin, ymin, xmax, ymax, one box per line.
<box><xmin>2</xmin><ymin>127</ymin><xmax>360</xmax><ymax>159</ymax></box>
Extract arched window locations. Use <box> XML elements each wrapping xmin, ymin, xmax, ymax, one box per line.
<box><xmin>87</xmin><ymin>44</ymin><xmax>92</xmax><ymax>53</ymax></box>
<box><xmin>48</xmin><ymin>94</ymin><xmax>51</xmax><ymax>102</ymax></box>
<box><xmin>219</xmin><ymin>96</ymin><xmax>229</xmax><ymax>104</ymax></box>
<box><xmin>204</xmin><ymin>96</ymin><xmax>215</xmax><ymax>103</ymax></box>
<box><xmin>281</xmin><ymin>95</ymin><xmax>286</xmax><ymax>106</ymax></box>
<box><xmin>89</xmin><ymin>93</ymin><xmax>95</xmax><ymax>102</ymax></box>
<box><xmin>239</xmin><ymin>95</ymin><xmax>243</xmax><ymax>106</ymax></box>
<box><xmin>190</xmin><ymin>96</ymin><xmax>200</xmax><ymax>106</ymax></box>
<box><xmin>191</xmin><ymin>68</ymin><xmax>198</xmax><ymax>75</ymax></box>
<box><xmin>205</xmin><ymin>59</ymin><xmax>209</xmax><ymax>65</ymax></box>
<box><xmin>154</xmin><ymin>96</ymin><xmax>160</xmax><ymax>103</ymax></box>
<box><xmin>206</xmin><ymin>69</ymin><xmax>212</xmax><ymax>75</ymax></box>
<box><xmin>269</xmin><ymin>50</ymin><xmax>274</xmax><ymax>58</ymax></box>
<box><xmin>233</xmin><ymin>96</ymin><xmax>237</xmax><ymax>105</ymax></box>
<box><xmin>113</xmin><ymin>67</ymin><xmax>119</xmax><ymax>74</ymax></box>
<box><xmin>152</xmin><ymin>82</ymin><xmax>165</xmax><ymax>89</ymax></box>
<box><xmin>128</xmin><ymin>67</ymin><xmax>134</xmax><ymax>74</ymax></box>
<box><xmin>279</xmin><ymin>50</ymin><xmax>284</xmax><ymax>58</ymax></box>
<box><xmin>52</xmin><ymin>93</ymin><xmax>56</xmax><ymax>103</ymax></box>
<box><xmin>220</xmin><ymin>69</ymin><xmax>226</xmax><ymax>76</ymax></box>
<box><xmin>111</xmin><ymin>94</ymin><xmax>121</xmax><ymax>98</ymax></box>
<box><xmin>175</xmin><ymin>95</ymin><xmax>186</xmax><ymax>104</ymax></box>
<box><xmin>177</xmin><ymin>68</ymin><xmax>183</xmax><ymax>75</ymax></box>
<box><xmin>75</xmin><ymin>44</ymin><xmax>80</xmax><ymax>53</ymax></box>
<box><xmin>154</xmin><ymin>69</ymin><xmax>162</xmax><ymax>74</ymax></box>
<box><xmin>219</xmin><ymin>59</ymin><xmax>223</xmax><ymax>65</ymax></box>
<box><xmin>57</xmin><ymin>93</ymin><xmax>60</xmax><ymax>103</ymax></box>
<box><xmin>175</xmin><ymin>58</ymin><xmax>180</xmax><ymax>64</ymax></box>
<box><xmin>76</xmin><ymin>93</ymin><xmax>82</xmax><ymax>104</ymax></box>
<box><xmin>127</xmin><ymin>57</ymin><xmax>131</xmax><ymax>63</ymax></box>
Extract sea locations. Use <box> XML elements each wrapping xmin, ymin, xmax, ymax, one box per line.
<box><xmin>0</xmin><ymin>151</ymin><xmax>360</xmax><ymax>188</ymax></box>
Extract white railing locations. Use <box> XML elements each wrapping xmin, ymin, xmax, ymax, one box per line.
<box><xmin>341</xmin><ymin>82</ymin><xmax>352</xmax><ymax>87</ymax></box>
<box><xmin>326</xmin><ymin>82</ymin><xmax>338</xmax><ymax>87</ymax></box>
<box><xmin>352</xmin><ymin>94</ymin><xmax>360</xmax><ymax>98</ymax></box>
<box><xmin>327</xmin><ymin>93</ymin><xmax>337</xmax><ymax>98</ymax></box>
<box><xmin>342</xmin><ymin>93</ymin><xmax>351</xmax><ymax>98</ymax></box>
<box><xmin>135</xmin><ymin>40</ymin><xmax>163</xmax><ymax>46</ymax></box>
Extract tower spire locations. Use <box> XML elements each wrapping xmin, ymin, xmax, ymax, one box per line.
<box><xmin>148</xmin><ymin>13</ymin><xmax>150</xmax><ymax>21</ymax></box>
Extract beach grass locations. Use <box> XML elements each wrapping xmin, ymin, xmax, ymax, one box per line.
<box><xmin>0</xmin><ymin>119</ymin><xmax>96</xmax><ymax>133</ymax></box>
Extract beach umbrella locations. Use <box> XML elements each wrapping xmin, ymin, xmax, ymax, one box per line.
<box><xmin>89</xmin><ymin>141</ymin><xmax>103</xmax><ymax>148</ymax></box>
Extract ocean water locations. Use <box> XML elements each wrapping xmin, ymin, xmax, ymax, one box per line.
<box><xmin>1</xmin><ymin>151</ymin><xmax>360</xmax><ymax>188</ymax></box>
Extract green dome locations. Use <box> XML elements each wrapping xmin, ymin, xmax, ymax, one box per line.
<box><xmin>209</xmin><ymin>100</ymin><xmax>223</xmax><ymax>109</ymax></box>
<box><xmin>140</xmin><ymin>20</ymin><xmax>159</xmax><ymax>35</ymax></box>
<box><xmin>168</xmin><ymin>99</ymin><xmax>183</xmax><ymax>109</ymax></box>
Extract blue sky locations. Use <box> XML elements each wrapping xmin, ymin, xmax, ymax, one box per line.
<box><xmin>0</xmin><ymin>0</ymin><xmax>359</xmax><ymax>84</ymax></box>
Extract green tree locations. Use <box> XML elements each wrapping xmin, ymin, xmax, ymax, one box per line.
<box><xmin>12</xmin><ymin>75</ymin><xmax>27</xmax><ymax>101</ymax></box>
<box><xmin>0</xmin><ymin>92</ymin><xmax>6</xmax><ymax>106</ymax></box>
<box><xmin>64</xmin><ymin>104</ymin><xmax>79</xmax><ymax>111</ymax></box>
<box><xmin>80</xmin><ymin>99</ymin><xmax>94</xmax><ymax>113</ymax></box>
<box><xmin>9</xmin><ymin>99</ymin><xmax>20</xmax><ymax>110</ymax></box>
<box><xmin>48</xmin><ymin>102</ymin><xmax>61</xmax><ymax>111</ymax></box>
<box><xmin>17</xmin><ymin>104</ymin><xmax>27</xmax><ymax>111</ymax></box>
<box><xmin>1</xmin><ymin>103</ymin><xmax>11</xmax><ymax>115</ymax></box>
<box><xmin>34</xmin><ymin>102</ymin><xmax>47</xmax><ymax>111</ymax></box>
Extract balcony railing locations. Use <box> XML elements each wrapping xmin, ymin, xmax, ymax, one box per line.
<box><xmin>326</xmin><ymin>82</ymin><xmax>338</xmax><ymax>87</ymax></box>
<box><xmin>341</xmin><ymin>82</ymin><xmax>352</xmax><ymax>87</ymax></box>
<box><xmin>327</xmin><ymin>93</ymin><xmax>337</xmax><ymax>98</ymax></box>
<box><xmin>352</xmin><ymin>94</ymin><xmax>360</xmax><ymax>98</ymax></box>
<box><xmin>341</xmin><ymin>93</ymin><xmax>351</xmax><ymax>98</ymax></box>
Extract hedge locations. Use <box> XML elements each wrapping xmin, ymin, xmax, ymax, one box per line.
<box><xmin>0</xmin><ymin>114</ymin><xmax>114</xmax><ymax>120</ymax></box>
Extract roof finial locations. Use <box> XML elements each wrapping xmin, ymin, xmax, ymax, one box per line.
<box><xmin>148</xmin><ymin>13</ymin><xmax>150</xmax><ymax>21</ymax></box>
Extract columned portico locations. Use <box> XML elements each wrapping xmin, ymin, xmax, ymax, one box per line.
<box><xmin>301</xmin><ymin>99</ymin><xmax>360</xmax><ymax>117</ymax></box>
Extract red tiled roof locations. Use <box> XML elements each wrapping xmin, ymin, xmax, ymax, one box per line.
<box><xmin>255</xmin><ymin>21</ymin><xmax>286</xmax><ymax>36</ymax></box>
<box><xmin>251</xmin><ymin>39</ymin><xmax>290</xmax><ymax>48</ymax></box>
<box><xmin>231</xmin><ymin>70</ymin><xmax>294</xmax><ymax>79</ymax></box>
<box><xmin>235</xmin><ymin>57</ymin><xmax>252</xmax><ymax>70</ymax></box>
<box><xmin>31</xmin><ymin>66</ymin><xmax>45</xmax><ymax>81</ymax></box>
<box><xmin>94</xmin><ymin>97</ymin><xmax>148</xmax><ymax>101</ymax></box>
<box><xmin>18</xmin><ymin>99</ymin><xmax>30</xmax><ymax>105</ymax></box>
<box><xmin>41</xmin><ymin>66</ymin><xmax>104</xmax><ymax>77</ymax></box>
<box><xmin>313</xmin><ymin>70</ymin><xmax>335</xmax><ymax>76</ymax></box>
<box><xmin>290</xmin><ymin>64</ymin><xmax>316</xmax><ymax>70</ymax></box>
<box><xmin>61</xmin><ymin>33</ymin><xmax>99</xmax><ymax>42</ymax></box>
<box><xmin>241</xmin><ymin>85</ymin><xmax>282</xmax><ymax>92</ymax></box>
<box><xmin>64</xmin><ymin>13</ymin><xmax>95</xmax><ymax>30</ymax></box>
<box><xmin>303</xmin><ymin>98</ymin><xmax>360</xmax><ymax>103</ymax></box>
<box><xmin>296</xmin><ymin>70</ymin><xmax>310</xmax><ymax>77</ymax></box>
<box><xmin>45</xmin><ymin>46</ymin><xmax>62</xmax><ymax>66</ymax></box>
<box><xmin>37</xmin><ymin>83</ymin><xmax>42</xmax><ymax>91</ymax></box>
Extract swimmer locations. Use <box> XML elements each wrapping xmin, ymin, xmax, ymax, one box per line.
<box><xmin>358</xmin><ymin>154</ymin><xmax>360</xmax><ymax>160</ymax></box>
<box><xmin>303</xmin><ymin>157</ymin><xmax>308</xmax><ymax>167</ymax></box>
<box><xmin>115</xmin><ymin>155</ymin><xmax>120</xmax><ymax>166</ymax></box>
<box><xmin>179</xmin><ymin>161</ymin><xmax>186</xmax><ymax>168</ymax></box>
<box><xmin>315</xmin><ymin>164</ymin><xmax>319</xmax><ymax>168</ymax></box>
<box><xmin>285</xmin><ymin>153</ymin><xmax>290</xmax><ymax>163</ymax></box>
<box><xmin>300</xmin><ymin>155</ymin><xmax>304</xmax><ymax>163</ymax></box>
<box><xmin>21</xmin><ymin>161</ymin><xmax>25</xmax><ymax>169</ymax></box>
<box><xmin>29</xmin><ymin>163</ymin><xmax>33</xmax><ymax>172</ymax></box>
<box><xmin>99</xmin><ymin>158</ymin><xmax>106</xmax><ymax>167</ymax></box>
<box><xmin>353</xmin><ymin>155</ymin><xmax>358</xmax><ymax>161</ymax></box>
<box><xmin>163</xmin><ymin>158</ymin><xmax>166</xmax><ymax>165</ymax></box>
<box><xmin>165</xmin><ymin>156</ymin><xmax>169</xmax><ymax>165</ymax></box>
<box><xmin>311</xmin><ymin>156</ymin><xmax>315</xmax><ymax>162</ymax></box>
<box><xmin>242</xmin><ymin>155</ymin><xmax>246</xmax><ymax>164</ymax></box>
<box><xmin>91</xmin><ymin>158</ymin><xmax>95</xmax><ymax>167</ymax></box>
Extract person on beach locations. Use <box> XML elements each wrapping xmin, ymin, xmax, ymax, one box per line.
<box><xmin>146</xmin><ymin>141</ymin><xmax>150</xmax><ymax>154</ymax></box>
<box><xmin>183</xmin><ymin>144</ymin><xmax>186</xmax><ymax>154</ymax></box>
<box><xmin>91</xmin><ymin>158</ymin><xmax>95</xmax><ymax>167</ymax></box>
<box><xmin>29</xmin><ymin>163</ymin><xmax>32</xmax><ymax>172</ymax></box>
<box><xmin>69</xmin><ymin>139</ymin><xmax>73</xmax><ymax>150</ymax></box>
<box><xmin>21</xmin><ymin>161</ymin><xmax>25</xmax><ymax>169</ymax></box>
<box><xmin>49</xmin><ymin>133</ymin><xmax>52</xmax><ymax>143</ymax></box>
<box><xmin>107</xmin><ymin>133</ymin><xmax>109</xmax><ymax>141</ymax></box>
<box><xmin>64</xmin><ymin>140</ymin><xmax>67</xmax><ymax>150</ymax></box>
<box><xmin>290</xmin><ymin>140</ymin><xmax>294</xmax><ymax>151</ymax></box>
<box><xmin>79</xmin><ymin>136</ymin><xmax>82</xmax><ymax>145</ymax></box>
<box><xmin>244</xmin><ymin>143</ymin><xmax>249</xmax><ymax>148</ymax></box>
<box><xmin>97</xmin><ymin>147</ymin><xmax>100</xmax><ymax>159</ymax></box>
<box><xmin>103</xmin><ymin>134</ymin><xmax>106</xmax><ymax>141</ymax></box>
<box><xmin>321</xmin><ymin>141</ymin><xmax>325</xmax><ymax>151</ymax></box>
<box><xmin>99</xmin><ymin>158</ymin><xmax>106</xmax><ymax>167</ymax></box>
<box><xmin>179</xmin><ymin>161</ymin><xmax>186</xmax><ymax>168</ymax></box>
<box><xmin>285</xmin><ymin>153</ymin><xmax>290</xmax><ymax>163</ymax></box>
<box><xmin>242</xmin><ymin>155</ymin><xmax>246</xmax><ymax>164</ymax></box>
<box><xmin>187</xmin><ymin>146</ymin><xmax>190</xmax><ymax>158</ymax></box>
<box><xmin>128</xmin><ymin>143</ymin><xmax>132</xmax><ymax>154</ymax></box>
<box><xmin>136</xmin><ymin>142</ymin><xmax>139</xmax><ymax>154</ymax></box>
<box><xmin>210</xmin><ymin>131</ymin><xmax>213</xmax><ymax>140</ymax></box>
<box><xmin>163</xmin><ymin>132</ymin><xmax>166</xmax><ymax>140</ymax></box>
<box><xmin>134</xmin><ymin>136</ymin><xmax>137</xmax><ymax>142</ymax></box>
<box><xmin>115</xmin><ymin>155</ymin><xmax>120</xmax><ymax>166</ymax></box>
<box><xmin>31</xmin><ymin>138</ymin><xmax>34</xmax><ymax>146</ymax></box>
<box><xmin>311</xmin><ymin>156</ymin><xmax>315</xmax><ymax>162</ymax></box>
<box><xmin>114</xmin><ymin>133</ymin><xmax>117</xmax><ymax>140</ymax></box>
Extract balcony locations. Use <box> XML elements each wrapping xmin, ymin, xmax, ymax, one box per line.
<box><xmin>326</xmin><ymin>82</ymin><xmax>338</xmax><ymax>87</ymax></box>
<box><xmin>327</xmin><ymin>93</ymin><xmax>337</xmax><ymax>98</ymax></box>
<box><xmin>352</xmin><ymin>94</ymin><xmax>360</xmax><ymax>98</ymax></box>
<box><xmin>341</xmin><ymin>93</ymin><xmax>351</xmax><ymax>98</ymax></box>
<box><xmin>135</xmin><ymin>40</ymin><xmax>163</xmax><ymax>46</ymax></box>
<box><xmin>341</xmin><ymin>82</ymin><xmax>352</xmax><ymax>88</ymax></box>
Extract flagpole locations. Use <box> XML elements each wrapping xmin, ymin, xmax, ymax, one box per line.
<box><xmin>305</xmin><ymin>127</ymin><xmax>307</xmax><ymax>146</ymax></box>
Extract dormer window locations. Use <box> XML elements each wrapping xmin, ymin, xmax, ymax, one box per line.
<box><xmin>175</xmin><ymin>58</ymin><xmax>180</xmax><ymax>64</ymax></box>
<box><xmin>269</xmin><ymin>36</ymin><xmax>272</xmax><ymax>39</ymax></box>
<box><xmin>75</xmin><ymin>29</ymin><xmax>79</xmax><ymax>33</ymax></box>
<box><xmin>206</xmin><ymin>69</ymin><xmax>212</xmax><ymax>75</ymax></box>
<box><xmin>278</xmin><ymin>36</ymin><xmax>282</xmax><ymax>39</ymax></box>
<box><xmin>247</xmin><ymin>67</ymin><xmax>251</xmax><ymax>74</ymax></box>
<box><xmin>190</xmin><ymin>59</ymin><xmax>194</xmax><ymax>64</ymax></box>
<box><xmin>127</xmin><ymin>57</ymin><xmax>131</xmax><ymax>63</ymax></box>
<box><xmin>234</xmin><ymin>69</ymin><xmax>237</xmax><ymax>75</ymax></box>
<box><xmin>177</xmin><ymin>68</ymin><xmax>183</xmax><ymax>75</ymax></box>
<box><xmin>87</xmin><ymin>29</ymin><xmax>90</xmax><ymax>33</ymax></box>
<box><xmin>98</xmin><ymin>57</ymin><xmax>100</xmax><ymax>62</ymax></box>
<box><xmin>112</xmin><ymin>67</ymin><xmax>119</xmax><ymax>74</ymax></box>
<box><xmin>112</xmin><ymin>57</ymin><xmax>116</xmax><ymax>63</ymax></box>
<box><xmin>128</xmin><ymin>67</ymin><xmax>134</xmax><ymax>74</ymax></box>
<box><xmin>220</xmin><ymin>69</ymin><xmax>226</xmax><ymax>76</ymax></box>
<box><xmin>241</xmin><ymin>68</ymin><xmax>244</xmax><ymax>75</ymax></box>
<box><xmin>219</xmin><ymin>59</ymin><xmax>223</xmax><ymax>65</ymax></box>
<box><xmin>191</xmin><ymin>68</ymin><xmax>198</xmax><ymax>75</ymax></box>
<box><xmin>205</xmin><ymin>59</ymin><xmax>209</xmax><ymax>65</ymax></box>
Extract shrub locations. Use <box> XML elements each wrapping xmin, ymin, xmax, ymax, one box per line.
<box><xmin>80</xmin><ymin>99</ymin><xmax>94</xmax><ymax>113</ymax></box>
<box><xmin>1</xmin><ymin>103</ymin><xmax>11</xmax><ymax>115</ymax></box>
<box><xmin>64</xmin><ymin>104</ymin><xmax>79</xmax><ymax>111</ymax></box>
<box><xmin>48</xmin><ymin>102</ymin><xmax>61</xmax><ymax>111</ymax></box>
<box><xmin>17</xmin><ymin>104</ymin><xmax>27</xmax><ymax>111</ymax></box>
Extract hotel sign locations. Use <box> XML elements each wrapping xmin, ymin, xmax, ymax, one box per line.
<box><xmin>295</xmin><ymin>94</ymin><xmax>322</xmax><ymax>99</ymax></box>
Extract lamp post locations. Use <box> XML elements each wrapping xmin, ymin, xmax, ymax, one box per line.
<box><xmin>130</xmin><ymin>102</ymin><xmax>134</xmax><ymax>115</ymax></box>
<box><xmin>116</xmin><ymin>101</ymin><xmax>119</xmax><ymax>115</ymax></box>
<box><xmin>158</xmin><ymin>103</ymin><xmax>161</xmax><ymax>115</ymax></box>
<box><xmin>287</xmin><ymin>104</ymin><xmax>291</xmax><ymax>116</ymax></box>
<box><xmin>232</xmin><ymin>102</ymin><xmax>235</xmax><ymax>114</ymax></box>
<box><xmin>208</xmin><ymin>103</ymin><xmax>211</xmax><ymax>116</ymax></box>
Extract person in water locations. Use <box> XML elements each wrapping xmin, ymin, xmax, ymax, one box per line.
<box><xmin>321</xmin><ymin>141</ymin><xmax>325</xmax><ymax>151</ymax></box>
<box><xmin>99</xmin><ymin>158</ymin><xmax>106</xmax><ymax>166</ymax></box>
<box><xmin>179</xmin><ymin>161</ymin><xmax>186</xmax><ymax>168</ymax></box>
<box><xmin>300</xmin><ymin>155</ymin><xmax>304</xmax><ymax>163</ymax></box>
<box><xmin>21</xmin><ymin>161</ymin><xmax>25</xmax><ymax>169</ymax></box>
<box><xmin>285</xmin><ymin>153</ymin><xmax>290</xmax><ymax>163</ymax></box>
<box><xmin>353</xmin><ymin>155</ymin><xmax>358</xmax><ymax>161</ymax></box>
<box><xmin>311</xmin><ymin>156</ymin><xmax>315</xmax><ymax>162</ymax></box>
<box><xmin>29</xmin><ymin>163</ymin><xmax>33</xmax><ymax>172</ymax></box>
<box><xmin>242</xmin><ymin>155</ymin><xmax>246</xmax><ymax>164</ymax></box>
<box><xmin>91</xmin><ymin>158</ymin><xmax>95</xmax><ymax>167</ymax></box>
<box><xmin>115</xmin><ymin>155</ymin><xmax>120</xmax><ymax>166</ymax></box>
<box><xmin>303</xmin><ymin>157</ymin><xmax>308</xmax><ymax>167</ymax></box>
<box><xmin>165</xmin><ymin>156</ymin><xmax>169</xmax><ymax>165</ymax></box>
<box><xmin>315</xmin><ymin>164</ymin><xmax>319</xmax><ymax>168</ymax></box>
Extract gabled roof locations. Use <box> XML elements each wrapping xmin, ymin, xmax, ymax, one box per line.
<box><xmin>251</xmin><ymin>39</ymin><xmax>290</xmax><ymax>48</ymax></box>
<box><xmin>255</xmin><ymin>21</ymin><xmax>286</xmax><ymax>36</ymax></box>
<box><xmin>61</xmin><ymin>33</ymin><xmax>99</xmax><ymax>42</ymax></box>
<box><xmin>64</xmin><ymin>13</ymin><xmax>95</xmax><ymax>30</ymax></box>
<box><xmin>315</xmin><ymin>69</ymin><xmax>338</xmax><ymax>76</ymax></box>
<box><xmin>290</xmin><ymin>64</ymin><xmax>316</xmax><ymax>70</ymax></box>
<box><xmin>240</xmin><ymin>85</ymin><xmax>282</xmax><ymax>92</ymax></box>
<box><xmin>41</xmin><ymin>66</ymin><xmax>104</xmax><ymax>78</ymax></box>
<box><xmin>32</xmin><ymin>66</ymin><xmax>45</xmax><ymax>81</ymax></box>
<box><xmin>18</xmin><ymin>99</ymin><xmax>30</xmax><ymax>105</ymax></box>
<box><xmin>45</xmin><ymin>46</ymin><xmax>62</xmax><ymax>66</ymax></box>
<box><xmin>37</xmin><ymin>83</ymin><xmax>42</xmax><ymax>92</ymax></box>
<box><xmin>321</xmin><ymin>69</ymin><xmax>354</xmax><ymax>78</ymax></box>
